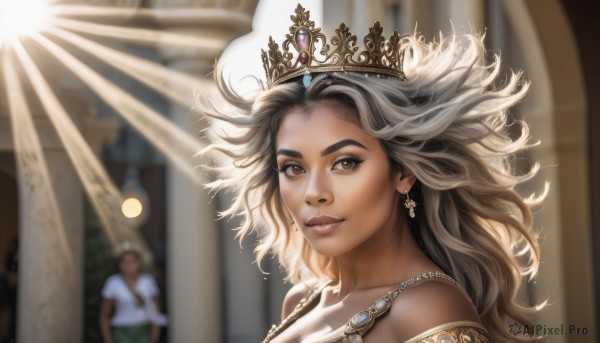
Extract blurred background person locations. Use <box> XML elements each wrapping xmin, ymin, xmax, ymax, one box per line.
<box><xmin>99</xmin><ymin>242</ymin><xmax>167</xmax><ymax>343</ymax></box>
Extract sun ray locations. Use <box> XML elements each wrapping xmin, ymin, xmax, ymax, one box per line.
<box><xmin>48</xmin><ymin>4</ymin><xmax>253</xmax><ymax>25</ymax></box>
<box><xmin>9</xmin><ymin>37</ymin><xmax>154</xmax><ymax>261</ymax></box>
<box><xmin>48</xmin><ymin>4</ymin><xmax>155</xmax><ymax>19</ymax></box>
<box><xmin>1</xmin><ymin>42</ymin><xmax>74</xmax><ymax>270</ymax></box>
<box><xmin>44</xmin><ymin>26</ymin><xmax>210</xmax><ymax>109</ymax></box>
<box><xmin>29</xmin><ymin>32</ymin><xmax>210</xmax><ymax>184</ymax></box>
<box><xmin>49</xmin><ymin>17</ymin><xmax>227</xmax><ymax>53</ymax></box>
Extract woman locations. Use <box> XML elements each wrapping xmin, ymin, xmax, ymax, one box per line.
<box><xmin>99</xmin><ymin>242</ymin><xmax>165</xmax><ymax>343</ymax></box>
<box><xmin>200</xmin><ymin>4</ymin><xmax>544</xmax><ymax>342</ymax></box>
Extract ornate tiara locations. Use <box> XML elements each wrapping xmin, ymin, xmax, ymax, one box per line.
<box><xmin>261</xmin><ymin>4</ymin><xmax>406</xmax><ymax>88</ymax></box>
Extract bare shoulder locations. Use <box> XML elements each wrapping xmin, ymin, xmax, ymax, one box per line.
<box><xmin>281</xmin><ymin>280</ymin><xmax>319</xmax><ymax>320</ymax></box>
<box><xmin>387</xmin><ymin>278</ymin><xmax>482</xmax><ymax>342</ymax></box>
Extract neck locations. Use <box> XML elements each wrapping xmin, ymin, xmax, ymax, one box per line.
<box><xmin>332</xmin><ymin>216</ymin><xmax>436</xmax><ymax>297</ymax></box>
<box><xmin>121</xmin><ymin>273</ymin><xmax>139</xmax><ymax>282</ymax></box>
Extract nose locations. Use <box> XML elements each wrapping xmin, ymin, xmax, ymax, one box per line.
<box><xmin>304</xmin><ymin>171</ymin><xmax>333</xmax><ymax>206</ymax></box>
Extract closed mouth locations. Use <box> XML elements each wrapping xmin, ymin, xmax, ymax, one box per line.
<box><xmin>305</xmin><ymin>216</ymin><xmax>345</xmax><ymax>226</ymax></box>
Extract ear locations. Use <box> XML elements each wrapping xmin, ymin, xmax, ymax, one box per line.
<box><xmin>393</xmin><ymin>167</ymin><xmax>416</xmax><ymax>194</ymax></box>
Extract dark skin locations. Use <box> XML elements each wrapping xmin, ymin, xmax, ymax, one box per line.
<box><xmin>270</xmin><ymin>102</ymin><xmax>480</xmax><ymax>342</ymax></box>
<box><xmin>99</xmin><ymin>251</ymin><xmax>160</xmax><ymax>343</ymax></box>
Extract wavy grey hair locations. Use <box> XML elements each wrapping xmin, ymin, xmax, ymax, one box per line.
<box><xmin>198</xmin><ymin>33</ymin><xmax>545</xmax><ymax>342</ymax></box>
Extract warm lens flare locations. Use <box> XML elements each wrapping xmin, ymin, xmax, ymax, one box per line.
<box><xmin>2</xmin><ymin>0</ymin><xmax>217</xmax><ymax>257</ymax></box>
<box><xmin>0</xmin><ymin>0</ymin><xmax>49</xmax><ymax>44</ymax></box>
<box><xmin>121</xmin><ymin>197</ymin><xmax>143</xmax><ymax>219</ymax></box>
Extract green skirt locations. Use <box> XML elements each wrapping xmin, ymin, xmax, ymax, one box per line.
<box><xmin>112</xmin><ymin>324</ymin><xmax>151</xmax><ymax>343</ymax></box>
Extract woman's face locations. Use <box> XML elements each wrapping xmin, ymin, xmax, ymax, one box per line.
<box><xmin>118</xmin><ymin>251</ymin><xmax>141</xmax><ymax>277</ymax></box>
<box><xmin>275</xmin><ymin>100</ymin><xmax>411</xmax><ymax>257</ymax></box>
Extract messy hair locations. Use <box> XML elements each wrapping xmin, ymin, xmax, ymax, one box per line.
<box><xmin>197</xmin><ymin>33</ymin><xmax>545</xmax><ymax>342</ymax></box>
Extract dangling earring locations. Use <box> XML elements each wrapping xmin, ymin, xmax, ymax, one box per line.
<box><xmin>291</xmin><ymin>220</ymin><xmax>298</xmax><ymax>231</ymax></box>
<box><xmin>404</xmin><ymin>188</ymin><xmax>417</xmax><ymax>218</ymax></box>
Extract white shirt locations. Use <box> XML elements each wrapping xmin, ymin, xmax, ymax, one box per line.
<box><xmin>101</xmin><ymin>273</ymin><xmax>164</xmax><ymax>327</ymax></box>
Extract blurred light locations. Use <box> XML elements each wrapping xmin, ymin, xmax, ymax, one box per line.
<box><xmin>0</xmin><ymin>0</ymin><xmax>50</xmax><ymax>45</ymax></box>
<box><xmin>120</xmin><ymin>167</ymin><xmax>150</xmax><ymax>228</ymax></box>
<box><xmin>121</xmin><ymin>197</ymin><xmax>143</xmax><ymax>218</ymax></box>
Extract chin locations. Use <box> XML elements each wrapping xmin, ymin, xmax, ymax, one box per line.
<box><xmin>306</xmin><ymin>239</ymin><xmax>349</xmax><ymax>258</ymax></box>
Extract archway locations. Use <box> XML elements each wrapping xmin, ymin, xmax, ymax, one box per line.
<box><xmin>502</xmin><ymin>0</ymin><xmax>594</xmax><ymax>338</ymax></box>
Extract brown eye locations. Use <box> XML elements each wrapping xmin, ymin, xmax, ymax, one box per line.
<box><xmin>340</xmin><ymin>160</ymin><xmax>354</xmax><ymax>169</ymax></box>
<box><xmin>280</xmin><ymin>163</ymin><xmax>306</xmax><ymax>177</ymax></box>
<box><xmin>332</xmin><ymin>158</ymin><xmax>362</xmax><ymax>171</ymax></box>
<box><xmin>290</xmin><ymin>165</ymin><xmax>304</xmax><ymax>175</ymax></box>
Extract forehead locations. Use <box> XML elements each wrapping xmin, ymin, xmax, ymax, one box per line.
<box><xmin>276</xmin><ymin>101</ymin><xmax>375</xmax><ymax>150</ymax></box>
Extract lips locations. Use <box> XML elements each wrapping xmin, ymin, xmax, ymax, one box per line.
<box><xmin>306</xmin><ymin>215</ymin><xmax>344</xmax><ymax>226</ymax></box>
<box><xmin>305</xmin><ymin>216</ymin><xmax>345</xmax><ymax>235</ymax></box>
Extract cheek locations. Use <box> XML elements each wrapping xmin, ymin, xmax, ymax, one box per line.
<box><xmin>338</xmin><ymin>166</ymin><xmax>396</xmax><ymax>218</ymax></box>
<box><xmin>279</xmin><ymin>176</ymin><xmax>302</xmax><ymax>214</ymax></box>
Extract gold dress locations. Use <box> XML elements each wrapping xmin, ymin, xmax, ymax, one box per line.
<box><xmin>262</xmin><ymin>271</ymin><xmax>490</xmax><ymax>343</ymax></box>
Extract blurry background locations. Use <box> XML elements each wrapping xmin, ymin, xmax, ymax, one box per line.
<box><xmin>0</xmin><ymin>0</ymin><xmax>597</xmax><ymax>342</ymax></box>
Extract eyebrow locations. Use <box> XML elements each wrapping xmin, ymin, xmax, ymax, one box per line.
<box><xmin>276</xmin><ymin>139</ymin><xmax>368</xmax><ymax>158</ymax></box>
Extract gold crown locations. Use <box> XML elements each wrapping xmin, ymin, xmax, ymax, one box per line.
<box><xmin>261</xmin><ymin>4</ymin><xmax>406</xmax><ymax>88</ymax></box>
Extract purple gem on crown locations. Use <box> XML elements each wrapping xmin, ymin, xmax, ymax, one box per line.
<box><xmin>295</xmin><ymin>27</ymin><xmax>310</xmax><ymax>51</ymax></box>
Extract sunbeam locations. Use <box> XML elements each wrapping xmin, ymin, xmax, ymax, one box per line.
<box><xmin>1</xmin><ymin>42</ymin><xmax>74</xmax><ymax>270</ymax></box>
<box><xmin>50</xmin><ymin>16</ymin><xmax>227</xmax><ymax>53</ymax></box>
<box><xmin>48</xmin><ymin>4</ymin><xmax>253</xmax><ymax>25</ymax></box>
<box><xmin>1</xmin><ymin>2</ymin><xmax>234</xmax><ymax>265</ymax></box>
<box><xmin>44</xmin><ymin>26</ymin><xmax>210</xmax><ymax>108</ymax></box>
<box><xmin>48</xmin><ymin>3</ymin><xmax>153</xmax><ymax>19</ymax></box>
<box><xmin>8</xmin><ymin>38</ymin><xmax>153</xmax><ymax>261</ymax></box>
<box><xmin>29</xmin><ymin>32</ymin><xmax>210</xmax><ymax>184</ymax></box>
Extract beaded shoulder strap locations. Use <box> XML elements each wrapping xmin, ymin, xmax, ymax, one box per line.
<box><xmin>262</xmin><ymin>281</ymin><xmax>330</xmax><ymax>343</ymax></box>
<box><xmin>262</xmin><ymin>271</ymin><xmax>464</xmax><ymax>343</ymax></box>
<box><xmin>337</xmin><ymin>271</ymin><xmax>464</xmax><ymax>341</ymax></box>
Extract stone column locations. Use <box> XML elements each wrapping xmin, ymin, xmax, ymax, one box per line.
<box><xmin>16</xmin><ymin>149</ymin><xmax>82</xmax><ymax>343</ymax></box>
<box><xmin>219</xmin><ymin>192</ymin><xmax>271</xmax><ymax>343</ymax></box>
<box><xmin>403</xmin><ymin>0</ymin><xmax>484</xmax><ymax>38</ymax></box>
<box><xmin>443</xmin><ymin>0</ymin><xmax>484</xmax><ymax>33</ymax></box>
<box><xmin>404</xmin><ymin>0</ymin><xmax>437</xmax><ymax>40</ymax></box>
<box><xmin>154</xmin><ymin>3</ymin><xmax>257</xmax><ymax>342</ymax></box>
<box><xmin>164</xmin><ymin>57</ymin><xmax>223</xmax><ymax>343</ymax></box>
<box><xmin>1</xmin><ymin>91</ymin><xmax>117</xmax><ymax>342</ymax></box>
